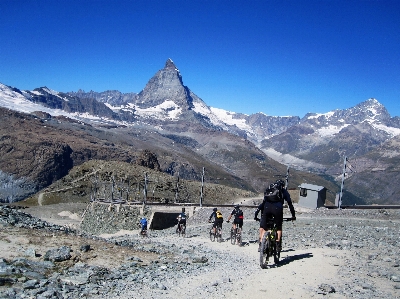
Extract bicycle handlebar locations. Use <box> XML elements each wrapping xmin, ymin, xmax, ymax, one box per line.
<box><xmin>254</xmin><ymin>217</ymin><xmax>295</xmax><ymax>222</ymax></box>
<box><xmin>283</xmin><ymin>217</ymin><xmax>296</xmax><ymax>221</ymax></box>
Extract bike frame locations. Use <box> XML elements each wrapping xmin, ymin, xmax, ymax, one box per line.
<box><xmin>259</xmin><ymin>217</ymin><xmax>292</xmax><ymax>268</ymax></box>
<box><xmin>230</xmin><ymin>225</ymin><xmax>242</xmax><ymax>245</ymax></box>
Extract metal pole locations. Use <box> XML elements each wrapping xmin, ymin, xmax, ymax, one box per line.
<box><xmin>339</xmin><ymin>156</ymin><xmax>347</xmax><ymax>209</ymax></box>
<box><xmin>200</xmin><ymin>167</ymin><xmax>205</xmax><ymax>207</ymax></box>
<box><xmin>285</xmin><ymin>166</ymin><xmax>289</xmax><ymax>190</ymax></box>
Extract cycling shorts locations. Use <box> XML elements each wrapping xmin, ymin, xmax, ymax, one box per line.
<box><xmin>233</xmin><ymin>218</ymin><xmax>243</xmax><ymax>228</ymax></box>
<box><xmin>260</xmin><ymin>202</ymin><xmax>283</xmax><ymax>230</ymax></box>
<box><xmin>213</xmin><ymin>218</ymin><xmax>223</xmax><ymax>228</ymax></box>
<box><xmin>178</xmin><ymin>219</ymin><xmax>186</xmax><ymax>226</ymax></box>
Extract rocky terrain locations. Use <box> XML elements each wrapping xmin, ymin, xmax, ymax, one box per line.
<box><xmin>5</xmin><ymin>59</ymin><xmax>400</xmax><ymax>207</ymax></box>
<box><xmin>1</xmin><ymin>203</ymin><xmax>399</xmax><ymax>298</ymax></box>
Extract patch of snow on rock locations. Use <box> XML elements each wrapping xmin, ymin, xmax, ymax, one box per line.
<box><xmin>316</xmin><ymin>124</ymin><xmax>350</xmax><ymax>137</ymax></box>
<box><xmin>135</xmin><ymin>100</ymin><xmax>182</xmax><ymax>120</ymax></box>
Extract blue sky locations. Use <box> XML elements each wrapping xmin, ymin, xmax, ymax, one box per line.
<box><xmin>1</xmin><ymin>0</ymin><xmax>399</xmax><ymax>118</ymax></box>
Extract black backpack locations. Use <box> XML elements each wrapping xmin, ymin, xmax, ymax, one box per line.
<box><xmin>264</xmin><ymin>184</ymin><xmax>283</xmax><ymax>203</ymax></box>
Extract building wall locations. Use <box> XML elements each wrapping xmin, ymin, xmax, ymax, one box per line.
<box><xmin>298</xmin><ymin>188</ymin><xmax>326</xmax><ymax>209</ymax></box>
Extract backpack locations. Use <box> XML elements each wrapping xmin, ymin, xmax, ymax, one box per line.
<box><xmin>216</xmin><ymin>211</ymin><xmax>223</xmax><ymax>219</ymax></box>
<box><xmin>264</xmin><ymin>184</ymin><xmax>283</xmax><ymax>203</ymax></box>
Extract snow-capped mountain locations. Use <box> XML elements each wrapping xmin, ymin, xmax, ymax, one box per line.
<box><xmin>2</xmin><ymin>59</ymin><xmax>400</xmax><ymax>160</ymax></box>
<box><xmin>260</xmin><ymin>98</ymin><xmax>400</xmax><ymax>173</ymax></box>
<box><xmin>2</xmin><ymin>58</ymin><xmax>400</xmax><ymax>204</ymax></box>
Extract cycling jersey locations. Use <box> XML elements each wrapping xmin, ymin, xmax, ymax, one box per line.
<box><xmin>257</xmin><ymin>189</ymin><xmax>295</xmax><ymax>230</ymax></box>
<box><xmin>230</xmin><ymin>208</ymin><xmax>244</xmax><ymax>220</ymax></box>
<box><xmin>209</xmin><ymin>211</ymin><xmax>223</xmax><ymax>228</ymax></box>
<box><xmin>177</xmin><ymin>213</ymin><xmax>187</xmax><ymax>225</ymax></box>
<box><xmin>140</xmin><ymin>218</ymin><xmax>148</xmax><ymax>231</ymax></box>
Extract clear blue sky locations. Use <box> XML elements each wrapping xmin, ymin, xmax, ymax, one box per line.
<box><xmin>1</xmin><ymin>0</ymin><xmax>399</xmax><ymax>118</ymax></box>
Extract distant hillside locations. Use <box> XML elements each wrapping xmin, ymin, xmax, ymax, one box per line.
<box><xmin>23</xmin><ymin>160</ymin><xmax>258</xmax><ymax>206</ymax></box>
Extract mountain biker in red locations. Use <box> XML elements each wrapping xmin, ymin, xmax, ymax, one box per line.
<box><xmin>209</xmin><ymin>208</ymin><xmax>223</xmax><ymax>235</ymax></box>
<box><xmin>254</xmin><ymin>179</ymin><xmax>296</xmax><ymax>251</ymax></box>
<box><xmin>227</xmin><ymin>205</ymin><xmax>244</xmax><ymax>231</ymax></box>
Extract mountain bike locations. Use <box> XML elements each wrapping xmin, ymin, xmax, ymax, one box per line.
<box><xmin>176</xmin><ymin>222</ymin><xmax>186</xmax><ymax>237</ymax></box>
<box><xmin>209</xmin><ymin>222</ymin><xmax>222</xmax><ymax>242</ymax></box>
<box><xmin>139</xmin><ymin>223</ymin><xmax>148</xmax><ymax>237</ymax></box>
<box><xmin>229</xmin><ymin>223</ymin><xmax>242</xmax><ymax>246</ymax></box>
<box><xmin>259</xmin><ymin>217</ymin><xmax>292</xmax><ymax>269</ymax></box>
<box><xmin>140</xmin><ymin>228</ymin><xmax>148</xmax><ymax>238</ymax></box>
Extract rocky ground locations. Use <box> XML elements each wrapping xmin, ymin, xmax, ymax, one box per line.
<box><xmin>1</xmin><ymin>203</ymin><xmax>399</xmax><ymax>299</ymax></box>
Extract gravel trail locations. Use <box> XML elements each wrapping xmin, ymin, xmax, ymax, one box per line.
<box><xmin>1</xmin><ymin>204</ymin><xmax>399</xmax><ymax>299</ymax></box>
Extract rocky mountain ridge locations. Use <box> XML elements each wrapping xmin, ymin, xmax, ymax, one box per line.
<box><xmin>1</xmin><ymin>59</ymin><xmax>400</xmax><ymax>204</ymax></box>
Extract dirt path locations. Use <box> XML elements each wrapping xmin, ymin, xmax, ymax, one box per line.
<box><xmin>167</xmin><ymin>231</ymin><xmax>345</xmax><ymax>299</ymax></box>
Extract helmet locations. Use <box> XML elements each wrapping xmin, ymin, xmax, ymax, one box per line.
<box><xmin>234</xmin><ymin>205</ymin><xmax>239</xmax><ymax>209</ymax></box>
<box><xmin>213</xmin><ymin>208</ymin><xmax>218</xmax><ymax>212</ymax></box>
<box><xmin>275</xmin><ymin>179</ymin><xmax>285</xmax><ymax>189</ymax></box>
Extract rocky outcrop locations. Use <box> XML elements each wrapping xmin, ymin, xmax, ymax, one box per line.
<box><xmin>80</xmin><ymin>202</ymin><xmax>151</xmax><ymax>235</ymax></box>
<box><xmin>135</xmin><ymin>58</ymin><xmax>195</xmax><ymax>111</ymax></box>
<box><xmin>26</xmin><ymin>87</ymin><xmax>118</xmax><ymax>119</ymax></box>
<box><xmin>135</xmin><ymin>149</ymin><xmax>161</xmax><ymax>171</ymax></box>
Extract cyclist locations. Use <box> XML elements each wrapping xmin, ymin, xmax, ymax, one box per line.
<box><xmin>176</xmin><ymin>208</ymin><xmax>187</xmax><ymax>232</ymax></box>
<box><xmin>227</xmin><ymin>204</ymin><xmax>244</xmax><ymax>231</ymax></box>
<box><xmin>139</xmin><ymin>217</ymin><xmax>148</xmax><ymax>235</ymax></box>
<box><xmin>209</xmin><ymin>207</ymin><xmax>223</xmax><ymax>235</ymax></box>
<box><xmin>255</xmin><ymin>179</ymin><xmax>296</xmax><ymax>251</ymax></box>
<box><xmin>254</xmin><ymin>200</ymin><xmax>266</xmax><ymax>250</ymax></box>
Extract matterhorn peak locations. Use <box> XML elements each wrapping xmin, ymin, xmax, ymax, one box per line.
<box><xmin>164</xmin><ymin>58</ymin><xmax>178</xmax><ymax>70</ymax></box>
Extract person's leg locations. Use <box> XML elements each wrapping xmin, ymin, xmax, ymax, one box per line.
<box><xmin>277</xmin><ymin>230</ymin><xmax>282</xmax><ymax>242</ymax></box>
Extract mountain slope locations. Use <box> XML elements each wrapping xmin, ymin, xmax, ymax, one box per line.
<box><xmin>341</xmin><ymin>134</ymin><xmax>400</xmax><ymax>204</ymax></box>
<box><xmin>2</xmin><ymin>59</ymin><xmax>400</xmax><ymax>204</ymax></box>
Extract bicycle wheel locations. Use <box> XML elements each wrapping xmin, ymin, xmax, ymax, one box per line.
<box><xmin>259</xmin><ymin>232</ymin><xmax>270</xmax><ymax>269</ymax></box>
<box><xmin>217</xmin><ymin>227</ymin><xmax>222</xmax><ymax>243</ymax></box>
<box><xmin>210</xmin><ymin>228</ymin><xmax>215</xmax><ymax>242</ymax></box>
<box><xmin>230</xmin><ymin>228</ymin><xmax>236</xmax><ymax>245</ymax></box>
<box><xmin>181</xmin><ymin>225</ymin><xmax>186</xmax><ymax>237</ymax></box>
<box><xmin>237</xmin><ymin>228</ymin><xmax>242</xmax><ymax>246</ymax></box>
<box><xmin>275</xmin><ymin>235</ymin><xmax>282</xmax><ymax>263</ymax></box>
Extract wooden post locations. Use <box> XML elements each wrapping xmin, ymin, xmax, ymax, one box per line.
<box><xmin>200</xmin><ymin>167</ymin><xmax>205</xmax><ymax>207</ymax></box>
<box><xmin>175</xmin><ymin>172</ymin><xmax>179</xmax><ymax>203</ymax></box>
<box><xmin>143</xmin><ymin>172</ymin><xmax>148</xmax><ymax>204</ymax></box>
<box><xmin>111</xmin><ymin>176</ymin><xmax>115</xmax><ymax>202</ymax></box>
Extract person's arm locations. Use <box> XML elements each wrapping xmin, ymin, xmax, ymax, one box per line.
<box><xmin>254</xmin><ymin>203</ymin><xmax>262</xmax><ymax>220</ymax></box>
<box><xmin>283</xmin><ymin>190</ymin><xmax>296</xmax><ymax>219</ymax></box>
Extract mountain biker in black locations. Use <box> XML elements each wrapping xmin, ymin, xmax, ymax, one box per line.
<box><xmin>227</xmin><ymin>205</ymin><xmax>244</xmax><ymax>231</ymax></box>
<box><xmin>209</xmin><ymin>208</ymin><xmax>223</xmax><ymax>235</ymax></box>
<box><xmin>176</xmin><ymin>208</ymin><xmax>187</xmax><ymax>232</ymax></box>
<box><xmin>254</xmin><ymin>179</ymin><xmax>296</xmax><ymax>251</ymax></box>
